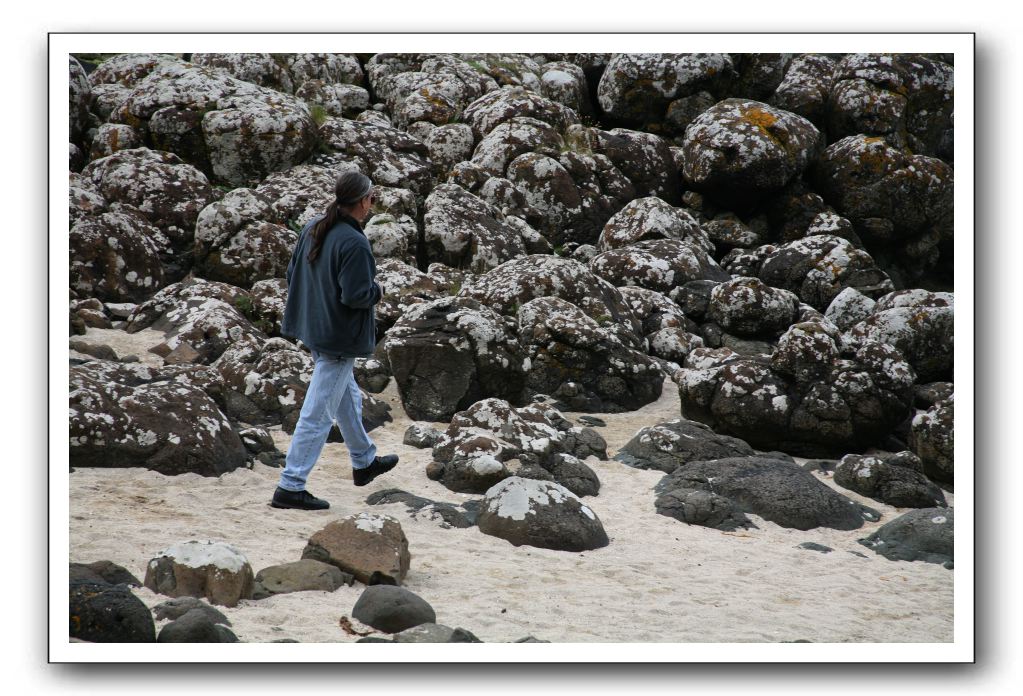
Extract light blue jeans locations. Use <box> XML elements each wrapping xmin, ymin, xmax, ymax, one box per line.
<box><xmin>279</xmin><ymin>350</ymin><xmax>376</xmax><ymax>492</ymax></box>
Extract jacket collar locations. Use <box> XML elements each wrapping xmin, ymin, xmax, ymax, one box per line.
<box><xmin>338</xmin><ymin>213</ymin><xmax>364</xmax><ymax>235</ymax></box>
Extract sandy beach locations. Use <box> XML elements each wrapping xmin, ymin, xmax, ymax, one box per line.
<box><xmin>68</xmin><ymin>326</ymin><xmax>954</xmax><ymax>644</ymax></box>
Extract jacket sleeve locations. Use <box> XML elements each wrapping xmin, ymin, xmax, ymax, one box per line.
<box><xmin>337</xmin><ymin>242</ymin><xmax>382</xmax><ymax>309</ymax></box>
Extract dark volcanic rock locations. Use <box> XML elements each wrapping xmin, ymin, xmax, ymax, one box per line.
<box><xmin>252</xmin><ymin>560</ymin><xmax>354</xmax><ymax>600</ymax></box>
<box><xmin>69</xmin><ymin>560</ymin><xmax>141</xmax><ymax>587</ymax></box>
<box><xmin>707</xmin><ymin>277</ymin><xmax>800</xmax><ymax>338</ymax></box>
<box><xmin>152</xmin><ymin>596</ymin><xmax>230</xmax><ymax>625</ymax></box>
<box><xmin>834</xmin><ymin>451</ymin><xmax>947</xmax><ymax>508</ymax></box>
<box><xmin>384</xmin><ymin>296</ymin><xmax>526</xmax><ymax>422</ymax></box>
<box><xmin>158</xmin><ymin>608</ymin><xmax>238</xmax><ymax>643</ymax></box>
<box><xmin>615</xmin><ymin>418</ymin><xmax>758</xmax><ymax>474</ymax></box>
<box><xmin>352</xmin><ymin>585</ymin><xmax>437</xmax><ymax>633</ymax></box>
<box><xmin>70</xmin><ymin>581</ymin><xmax>155</xmax><ymax>642</ymax></box>
<box><xmin>477</xmin><ymin>477</ymin><xmax>609</xmax><ymax>551</ymax></box>
<box><xmin>69</xmin><ymin>209</ymin><xmax>166</xmax><ymax>303</ymax></box>
<box><xmin>656</xmin><ymin>456</ymin><xmax>880</xmax><ymax>530</ymax></box>
<box><xmin>654</xmin><ymin>487</ymin><xmax>753</xmax><ymax>531</ymax></box>
<box><xmin>910</xmin><ymin>392</ymin><xmax>954</xmax><ymax>483</ymax></box>
<box><xmin>859</xmin><ymin>507</ymin><xmax>953</xmax><ymax>565</ymax></box>
<box><xmin>590</xmin><ymin>239</ymin><xmax>729</xmax><ymax>294</ymax></box>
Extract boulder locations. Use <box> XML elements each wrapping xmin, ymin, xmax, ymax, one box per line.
<box><xmin>681</xmin><ymin>98</ymin><xmax>822</xmax><ymax>202</ymax></box>
<box><xmin>70</xmin><ymin>56</ymin><xmax>92</xmax><ymax>143</ymax></box>
<box><xmin>596</xmin><ymin>196</ymin><xmax>712</xmax><ymax>253</ymax></box>
<box><xmin>384</xmin><ymin>296</ymin><xmax>526</xmax><ymax>421</ymax></box>
<box><xmin>538</xmin><ymin>60</ymin><xmax>594</xmax><ymax>118</ymax></box>
<box><xmin>319</xmin><ymin>117</ymin><xmax>435</xmax><ymax>199</ymax></box>
<box><xmin>295</xmin><ymin>80</ymin><xmax>370</xmax><ymax>118</ymax></box>
<box><xmin>858</xmin><ymin>507</ymin><xmax>953</xmax><ymax>565</ymax></box>
<box><xmin>423</xmin><ymin>183</ymin><xmax>527</xmax><ymax>272</ymax></box>
<box><xmin>69</xmin><ymin>172</ymin><xmax>107</xmax><ymax>226</ymax></box>
<box><xmin>144</xmin><ymin>540</ymin><xmax>254</xmax><ymax>607</ymax></box>
<box><xmin>69</xmin><ymin>560</ymin><xmax>142</xmax><ymax>587</ymax></box>
<box><xmin>88</xmin><ymin>123</ymin><xmax>144</xmax><ymax>161</ymax></box>
<box><xmin>596</xmin><ymin>53</ymin><xmax>734</xmax><ymax>134</ymax></box>
<box><xmin>157</xmin><ymin>608</ymin><xmax>238</xmax><ymax>643</ymax></box>
<box><xmin>707</xmin><ymin>277</ymin><xmax>800</xmax><ymax>338</ymax></box>
<box><xmin>87</xmin><ymin>53</ymin><xmax>181</xmax><ymax>88</ymax></box>
<box><xmin>743</xmin><ymin>235</ymin><xmax>894</xmax><ymax>311</ymax></box>
<box><xmin>590</xmin><ymin>239</ymin><xmax>729</xmax><ymax>294</ymax></box>
<box><xmin>827</xmin><ymin>54</ymin><xmax>953</xmax><ymax>159</ymax></box>
<box><xmin>151</xmin><ymin>596</ymin><xmax>230</xmax><ymax>625</ymax></box>
<box><xmin>477</xmin><ymin>477</ymin><xmax>609</xmax><ymax>551</ymax></box>
<box><xmin>70</xmin><ymin>360</ymin><xmax>248</xmax><ymax>476</ymax></box>
<box><xmin>109</xmin><ymin>62</ymin><xmax>318</xmax><ymax>186</ymax></box>
<box><xmin>677</xmin><ymin>330</ymin><xmax>917</xmax><ymax>456</ymax></box>
<box><xmin>190</xmin><ymin>52</ymin><xmax>295</xmax><ymax>93</ymax></box>
<box><xmin>69</xmin><ymin>209</ymin><xmax>165</xmax><ymax>303</ymax></box>
<box><xmin>654</xmin><ymin>487</ymin><xmax>753</xmax><ymax>531</ymax></box>
<box><xmin>69</xmin><ymin>581</ymin><xmax>155</xmax><ymax>643</ymax></box>
<box><xmin>834</xmin><ymin>451</ymin><xmax>947</xmax><ymax>508</ymax></box>
<box><xmin>517</xmin><ymin>296</ymin><xmax>663</xmax><ymax>412</ymax></box>
<box><xmin>844</xmin><ymin>289</ymin><xmax>953</xmax><ymax>382</ymax></box>
<box><xmin>812</xmin><ymin>134</ymin><xmax>952</xmax><ymax>284</ymax></box>
<box><xmin>615</xmin><ymin>418</ymin><xmax>758</xmax><ymax>474</ymax></box>
<box><xmin>910</xmin><ymin>392</ymin><xmax>954</xmax><ymax>483</ymax></box>
<box><xmin>618</xmin><ymin>286</ymin><xmax>694</xmax><ymax>338</ymax></box>
<box><xmin>252</xmin><ymin>559</ymin><xmax>354</xmax><ymax>599</ymax></box>
<box><xmin>284</xmin><ymin>53</ymin><xmax>364</xmax><ymax>87</ymax></box>
<box><xmin>193</xmin><ymin>188</ymin><xmax>296</xmax><ymax>288</ymax></box>
<box><xmin>460</xmin><ymin>254</ymin><xmax>643</xmax><ymax>339</ymax></box>
<box><xmin>81</xmin><ymin>148</ymin><xmax>216</xmax><ymax>252</ymax></box>
<box><xmin>352</xmin><ymin>585</ymin><xmax>437</xmax><ymax>633</ymax></box>
<box><xmin>656</xmin><ymin>456</ymin><xmax>880</xmax><ymax>530</ymax></box>
<box><xmin>825</xmin><ymin>287</ymin><xmax>878</xmax><ymax>331</ymax></box>
<box><xmin>253</xmin><ymin>163</ymin><xmax>340</xmax><ymax>229</ymax></box>
<box><xmin>367</xmin><ymin>488</ymin><xmax>479</xmax><ymax>529</ymax></box>
<box><xmin>463</xmin><ymin>85</ymin><xmax>580</xmax><ymax>138</ymax></box>
<box><xmin>302</xmin><ymin>513</ymin><xmax>411</xmax><ymax>585</ymax></box>
<box><xmin>388</xmin><ymin>623</ymin><xmax>484</xmax><ymax>643</ymax></box>
<box><xmin>769</xmin><ymin>54</ymin><xmax>838</xmax><ymax>127</ymax></box>
<box><xmin>425</xmin><ymin>123</ymin><xmax>477</xmax><ymax>174</ymax></box>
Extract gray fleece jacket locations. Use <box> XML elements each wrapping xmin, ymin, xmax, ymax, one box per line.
<box><xmin>281</xmin><ymin>214</ymin><xmax>382</xmax><ymax>358</ymax></box>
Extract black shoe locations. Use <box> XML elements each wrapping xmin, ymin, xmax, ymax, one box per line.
<box><xmin>353</xmin><ymin>455</ymin><xmax>399</xmax><ymax>487</ymax></box>
<box><xmin>270</xmin><ymin>487</ymin><xmax>330</xmax><ymax>510</ymax></box>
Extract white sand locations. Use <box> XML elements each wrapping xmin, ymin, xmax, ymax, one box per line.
<box><xmin>68</xmin><ymin>328</ymin><xmax>954</xmax><ymax>643</ymax></box>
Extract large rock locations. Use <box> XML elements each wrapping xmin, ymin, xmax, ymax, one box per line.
<box><xmin>69</xmin><ymin>560</ymin><xmax>141</xmax><ymax>587</ymax></box>
<box><xmin>144</xmin><ymin>540</ymin><xmax>254</xmax><ymax>607</ymax></box>
<box><xmin>596</xmin><ymin>53</ymin><xmax>734</xmax><ymax>134</ymax></box>
<box><xmin>678</xmin><ymin>326</ymin><xmax>917</xmax><ymax>456</ymax></box>
<box><xmin>834</xmin><ymin>451</ymin><xmax>947</xmax><ymax>508</ymax></box>
<box><xmin>460</xmin><ymin>254</ymin><xmax>643</xmax><ymax>339</ymax></box>
<box><xmin>707</xmin><ymin>277</ymin><xmax>800</xmax><ymax>338</ymax></box>
<box><xmin>738</xmin><ymin>235</ymin><xmax>895</xmax><ymax>312</ymax></box>
<box><xmin>70</xmin><ymin>581</ymin><xmax>155</xmax><ymax>643</ymax></box>
<box><xmin>302</xmin><ymin>513</ymin><xmax>411</xmax><ymax>585</ymax></box>
<box><xmin>81</xmin><ymin>148</ymin><xmax>216</xmax><ymax>252</ymax></box>
<box><xmin>70</xmin><ymin>56</ymin><xmax>92</xmax><ymax>144</ymax></box>
<box><xmin>69</xmin><ymin>209</ymin><xmax>166</xmax><ymax>303</ymax></box>
<box><xmin>595</xmin><ymin>196</ymin><xmax>712</xmax><ymax>254</ymax></box>
<box><xmin>427</xmin><ymin>397</ymin><xmax>604</xmax><ymax>495</ymax></box>
<box><xmin>615</xmin><ymin>418</ymin><xmax>758</xmax><ymax>474</ymax></box>
<box><xmin>681</xmin><ymin>98</ymin><xmax>822</xmax><ymax>203</ymax></box>
<box><xmin>109</xmin><ymin>62</ymin><xmax>319</xmax><ymax>186</ymax></box>
<box><xmin>844</xmin><ymin>289</ymin><xmax>953</xmax><ymax>382</ymax></box>
<box><xmin>812</xmin><ymin>134</ymin><xmax>953</xmax><ymax>284</ymax></box>
<box><xmin>384</xmin><ymin>296</ymin><xmax>526</xmax><ymax>421</ymax></box>
<box><xmin>910</xmin><ymin>392</ymin><xmax>954</xmax><ymax>483</ymax></box>
<box><xmin>858</xmin><ymin>507</ymin><xmax>953</xmax><ymax>565</ymax></box>
<box><xmin>69</xmin><ymin>360</ymin><xmax>248</xmax><ymax>476</ymax></box>
<box><xmin>190</xmin><ymin>52</ymin><xmax>295</xmax><ymax>93</ymax></box>
<box><xmin>518</xmin><ymin>296</ymin><xmax>663</xmax><ymax>412</ymax></box>
<box><xmin>352</xmin><ymin>585</ymin><xmax>437</xmax><ymax>634</ymax></box>
<box><xmin>769</xmin><ymin>54</ymin><xmax>838</xmax><ymax>127</ymax></box>
<box><xmin>827</xmin><ymin>54</ymin><xmax>953</xmax><ymax>159</ymax></box>
<box><xmin>253</xmin><ymin>163</ymin><xmax>340</xmax><ymax>228</ymax></box>
<box><xmin>157</xmin><ymin>609</ymin><xmax>238</xmax><ymax>643</ymax></box>
<box><xmin>477</xmin><ymin>477</ymin><xmax>609</xmax><ymax>551</ymax></box>
<box><xmin>656</xmin><ymin>456</ymin><xmax>879</xmax><ymax>530</ymax></box>
<box><xmin>319</xmin><ymin>117</ymin><xmax>435</xmax><ymax>199</ymax></box>
<box><xmin>88</xmin><ymin>123</ymin><xmax>145</xmax><ymax>161</ymax></box>
<box><xmin>590</xmin><ymin>239</ymin><xmax>729</xmax><ymax>294</ymax></box>
<box><xmin>193</xmin><ymin>188</ymin><xmax>296</xmax><ymax>288</ymax></box>
<box><xmin>462</xmin><ymin>85</ymin><xmax>580</xmax><ymax>138</ymax></box>
<box><xmin>422</xmin><ymin>183</ymin><xmax>528</xmax><ymax>272</ymax></box>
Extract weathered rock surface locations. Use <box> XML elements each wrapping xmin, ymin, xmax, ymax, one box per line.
<box><xmin>70</xmin><ymin>581</ymin><xmax>155</xmax><ymax>643</ymax></box>
<box><xmin>252</xmin><ymin>559</ymin><xmax>354</xmax><ymax>599</ymax></box>
<box><xmin>834</xmin><ymin>451</ymin><xmax>947</xmax><ymax>508</ymax></box>
<box><xmin>656</xmin><ymin>456</ymin><xmax>880</xmax><ymax>530</ymax></box>
<box><xmin>144</xmin><ymin>540</ymin><xmax>254</xmax><ymax>607</ymax></box>
<box><xmin>477</xmin><ymin>477</ymin><xmax>609</xmax><ymax>551</ymax></box>
<box><xmin>859</xmin><ymin>507</ymin><xmax>953</xmax><ymax>565</ymax></box>
<box><xmin>302</xmin><ymin>513</ymin><xmax>411</xmax><ymax>585</ymax></box>
<box><xmin>910</xmin><ymin>392</ymin><xmax>954</xmax><ymax>483</ymax></box>
<box><xmin>615</xmin><ymin>418</ymin><xmax>758</xmax><ymax>474</ymax></box>
<box><xmin>352</xmin><ymin>585</ymin><xmax>437</xmax><ymax>633</ymax></box>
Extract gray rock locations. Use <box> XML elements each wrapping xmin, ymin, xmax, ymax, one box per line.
<box><xmin>858</xmin><ymin>507</ymin><xmax>953</xmax><ymax>565</ymax></box>
<box><xmin>390</xmin><ymin>623</ymin><xmax>483</xmax><ymax>643</ymax></box>
<box><xmin>157</xmin><ymin>608</ymin><xmax>239</xmax><ymax>643</ymax></box>
<box><xmin>796</xmin><ymin>542</ymin><xmax>833</xmax><ymax>554</ymax></box>
<box><xmin>403</xmin><ymin>424</ymin><xmax>444</xmax><ymax>449</ymax></box>
<box><xmin>69</xmin><ymin>581</ymin><xmax>155</xmax><ymax>643</ymax></box>
<box><xmin>477</xmin><ymin>477</ymin><xmax>609</xmax><ymax>551</ymax></box>
<box><xmin>615</xmin><ymin>418</ymin><xmax>758</xmax><ymax>474</ymax></box>
<box><xmin>144</xmin><ymin>540</ymin><xmax>254</xmax><ymax>608</ymax></box>
<box><xmin>834</xmin><ymin>451</ymin><xmax>947</xmax><ymax>508</ymax></box>
<box><xmin>69</xmin><ymin>560</ymin><xmax>141</xmax><ymax>587</ymax></box>
<box><xmin>151</xmin><ymin>596</ymin><xmax>230</xmax><ymax>625</ymax></box>
<box><xmin>352</xmin><ymin>585</ymin><xmax>437</xmax><ymax>634</ymax></box>
<box><xmin>656</xmin><ymin>456</ymin><xmax>880</xmax><ymax>531</ymax></box>
<box><xmin>252</xmin><ymin>560</ymin><xmax>354</xmax><ymax>600</ymax></box>
<box><xmin>654</xmin><ymin>487</ymin><xmax>753</xmax><ymax>531</ymax></box>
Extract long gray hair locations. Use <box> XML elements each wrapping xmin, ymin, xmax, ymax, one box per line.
<box><xmin>306</xmin><ymin>170</ymin><xmax>373</xmax><ymax>263</ymax></box>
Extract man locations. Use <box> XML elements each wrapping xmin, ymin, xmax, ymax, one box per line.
<box><xmin>271</xmin><ymin>170</ymin><xmax>398</xmax><ymax>511</ymax></box>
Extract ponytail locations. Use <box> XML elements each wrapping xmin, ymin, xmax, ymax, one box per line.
<box><xmin>306</xmin><ymin>169</ymin><xmax>373</xmax><ymax>264</ymax></box>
